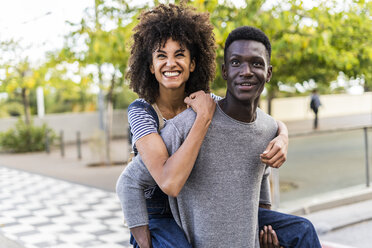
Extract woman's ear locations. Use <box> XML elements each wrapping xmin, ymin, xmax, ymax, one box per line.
<box><xmin>150</xmin><ymin>64</ymin><xmax>155</xmax><ymax>74</ymax></box>
<box><xmin>190</xmin><ymin>59</ymin><xmax>196</xmax><ymax>72</ymax></box>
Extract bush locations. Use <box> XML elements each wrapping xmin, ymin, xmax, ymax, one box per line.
<box><xmin>0</xmin><ymin>101</ymin><xmax>24</xmax><ymax>118</ymax></box>
<box><xmin>0</xmin><ymin>119</ymin><xmax>56</xmax><ymax>153</ymax></box>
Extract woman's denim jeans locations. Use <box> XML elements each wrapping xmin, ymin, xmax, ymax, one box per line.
<box><xmin>258</xmin><ymin>207</ymin><xmax>322</xmax><ymax>248</ymax></box>
<box><xmin>130</xmin><ymin>186</ymin><xmax>191</xmax><ymax>248</ymax></box>
<box><xmin>131</xmin><ymin>187</ymin><xmax>321</xmax><ymax>248</ymax></box>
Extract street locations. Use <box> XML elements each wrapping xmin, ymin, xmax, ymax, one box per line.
<box><xmin>280</xmin><ymin>128</ymin><xmax>372</xmax><ymax>202</ymax></box>
<box><xmin>320</xmin><ymin>220</ymin><xmax>372</xmax><ymax>248</ymax></box>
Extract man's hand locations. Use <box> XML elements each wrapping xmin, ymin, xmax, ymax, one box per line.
<box><xmin>259</xmin><ymin>225</ymin><xmax>284</xmax><ymax>248</ymax></box>
<box><xmin>260</xmin><ymin>133</ymin><xmax>288</xmax><ymax>168</ymax></box>
<box><xmin>130</xmin><ymin>225</ymin><xmax>152</xmax><ymax>248</ymax></box>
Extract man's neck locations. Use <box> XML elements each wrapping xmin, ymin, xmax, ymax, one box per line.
<box><xmin>218</xmin><ymin>96</ymin><xmax>260</xmax><ymax>123</ymax></box>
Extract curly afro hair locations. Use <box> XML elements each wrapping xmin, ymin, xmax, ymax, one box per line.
<box><xmin>224</xmin><ymin>26</ymin><xmax>271</xmax><ymax>63</ymax></box>
<box><xmin>127</xmin><ymin>4</ymin><xmax>216</xmax><ymax>103</ymax></box>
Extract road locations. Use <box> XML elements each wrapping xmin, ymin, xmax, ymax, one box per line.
<box><xmin>320</xmin><ymin>221</ymin><xmax>372</xmax><ymax>248</ymax></box>
<box><xmin>279</xmin><ymin>128</ymin><xmax>372</xmax><ymax>203</ymax></box>
<box><xmin>320</xmin><ymin>220</ymin><xmax>372</xmax><ymax>248</ymax></box>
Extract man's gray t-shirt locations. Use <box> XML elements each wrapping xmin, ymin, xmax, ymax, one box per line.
<box><xmin>116</xmin><ymin>104</ymin><xmax>277</xmax><ymax>247</ymax></box>
<box><xmin>160</xmin><ymin>104</ymin><xmax>277</xmax><ymax>247</ymax></box>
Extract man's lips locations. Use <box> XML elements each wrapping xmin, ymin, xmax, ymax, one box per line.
<box><xmin>236</xmin><ymin>82</ymin><xmax>256</xmax><ymax>86</ymax></box>
<box><xmin>235</xmin><ymin>82</ymin><xmax>256</xmax><ymax>90</ymax></box>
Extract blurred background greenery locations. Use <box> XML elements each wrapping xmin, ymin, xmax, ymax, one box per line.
<box><xmin>0</xmin><ymin>0</ymin><xmax>371</xmax><ymax>123</ymax></box>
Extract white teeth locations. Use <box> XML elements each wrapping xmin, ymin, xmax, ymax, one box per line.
<box><xmin>164</xmin><ymin>71</ymin><xmax>180</xmax><ymax>77</ymax></box>
<box><xmin>241</xmin><ymin>83</ymin><xmax>252</xmax><ymax>86</ymax></box>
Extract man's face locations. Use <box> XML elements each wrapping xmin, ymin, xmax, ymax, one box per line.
<box><xmin>222</xmin><ymin>40</ymin><xmax>272</xmax><ymax>103</ymax></box>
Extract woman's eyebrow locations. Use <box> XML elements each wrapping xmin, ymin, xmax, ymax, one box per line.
<box><xmin>155</xmin><ymin>49</ymin><xmax>166</xmax><ymax>54</ymax></box>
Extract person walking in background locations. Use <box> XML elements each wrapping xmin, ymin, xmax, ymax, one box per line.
<box><xmin>310</xmin><ymin>89</ymin><xmax>321</xmax><ymax>129</ymax></box>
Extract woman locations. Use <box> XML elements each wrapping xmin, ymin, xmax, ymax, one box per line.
<box><xmin>120</xmin><ymin>4</ymin><xmax>288</xmax><ymax>247</ymax></box>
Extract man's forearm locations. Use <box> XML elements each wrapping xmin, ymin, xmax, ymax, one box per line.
<box><xmin>259</xmin><ymin>203</ymin><xmax>271</xmax><ymax>210</ymax></box>
<box><xmin>130</xmin><ymin>225</ymin><xmax>152</xmax><ymax>248</ymax></box>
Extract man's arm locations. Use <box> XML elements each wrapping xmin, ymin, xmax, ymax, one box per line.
<box><xmin>258</xmin><ymin>166</ymin><xmax>283</xmax><ymax>248</ymax></box>
<box><xmin>116</xmin><ymin>158</ymin><xmax>157</xmax><ymax>247</ymax></box>
<box><xmin>130</xmin><ymin>225</ymin><xmax>152</xmax><ymax>248</ymax></box>
<box><xmin>259</xmin><ymin>165</ymin><xmax>272</xmax><ymax>208</ymax></box>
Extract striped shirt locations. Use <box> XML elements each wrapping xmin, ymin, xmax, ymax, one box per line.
<box><xmin>128</xmin><ymin>94</ymin><xmax>222</xmax><ymax>147</ymax></box>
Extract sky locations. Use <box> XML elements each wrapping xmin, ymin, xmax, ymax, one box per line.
<box><xmin>0</xmin><ymin>0</ymin><xmax>93</xmax><ymax>62</ymax></box>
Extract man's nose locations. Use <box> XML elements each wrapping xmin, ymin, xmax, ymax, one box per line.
<box><xmin>240</xmin><ymin>63</ymin><xmax>253</xmax><ymax>77</ymax></box>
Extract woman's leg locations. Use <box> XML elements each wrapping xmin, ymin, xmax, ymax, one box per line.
<box><xmin>258</xmin><ymin>207</ymin><xmax>321</xmax><ymax>248</ymax></box>
<box><xmin>130</xmin><ymin>217</ymin><xmax>191</xmax><ymax>248</ymax></box>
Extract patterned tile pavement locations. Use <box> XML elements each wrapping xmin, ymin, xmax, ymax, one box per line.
<box><xmin>0</xmin><ymin>166</ymin><xmax>131</xmax><ymax>248</ymax></box>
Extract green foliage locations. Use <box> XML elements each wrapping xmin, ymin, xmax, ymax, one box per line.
<box><xmin>113</xmin><ymin>84</ymin><xmax>138</xmax><ymax>109</ymax></box>
<box><xmin>0</xmin><ymin>101</ymin><xmax>24</xmax><ymax>117</ymax></box>
<box><xmin>1</xmin><ymin>0</ymin><xmax>371</xmax><ymax>116</ymax></box>
<box><xmin>0</xmin><ymin>119</ymin><xmax>56</xmax><ymax>153</ymax></box>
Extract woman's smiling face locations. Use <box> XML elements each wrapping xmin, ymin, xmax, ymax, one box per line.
<box><xmin>150</xmin><ymin>38</ymin><xmax>195</xmax><ymax>91</ymax></box>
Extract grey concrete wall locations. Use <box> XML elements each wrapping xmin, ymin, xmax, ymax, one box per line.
<box><xmin>261</xmin><ymin>92</ymin><xmax>372</xmax><ymax>121</ymax></box>
<box><xmin>1</xmin><ymin>93</ymin><xmax>371</xmax><ymax>142</ymax></box>
<box><xmin>0</xmin><ymin>110</ymin><xmax>128</xmax><ymax>143</ymax></box>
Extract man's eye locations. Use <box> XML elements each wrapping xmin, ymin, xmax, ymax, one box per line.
<box><xmin>253</xmin><ymin>62</ymin><xmax>264</xmax><ymax>67</ymax></box>
<box><xmin>231</xmin><ymin>60</ymin><xmax>239</xmax><ymax>66</ymax></box>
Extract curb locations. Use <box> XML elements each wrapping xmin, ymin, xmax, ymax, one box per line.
<box><xmin>279</xmin><ymin>185</ymin><xmax>372</xmax><ymax>216</ymax></box>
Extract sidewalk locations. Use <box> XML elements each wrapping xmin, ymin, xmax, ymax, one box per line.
<box><xmin>0</xmin><ymin>166</ymin><xmax>131</xmax><ymax>248</ymax></box>
<box><xmin>285</xmin><ymin>112</ymin><xmax>372</xmax><ymax>135</ymax></box>
<box><xmin>1</xmin><ymin>113</ymin><xmax>371</xmax><ymax>248</ymax></box>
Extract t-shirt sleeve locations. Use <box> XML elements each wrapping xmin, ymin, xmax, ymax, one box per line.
<box><xmin>116</xmin><ymin>156</ymin><xmax>157</xmax><ymax>228</ymax></box>
<box><xmin>259</xmin><ymin>165</ymin><xmax>272</xmax><ymax>206</ymax></box>
<box><xmin>128</xmin><ymin>101</ymin><xmax>158</xmax><ymax>147</ymax></box>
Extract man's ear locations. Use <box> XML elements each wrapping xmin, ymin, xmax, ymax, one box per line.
<box><xmin>222</xmin><ymin>64</ymin><xmax>227</xmax><ymax>80</ymax></box>
<box><xmin>150</xmin><ymin>64</ymin><xmax>155</xmax><ymax>74</ymax></box>
<box><xmin>266</xmin><ymin>65</ymin><xmax>273</xmax><ymax>83</ymax></box>
<box><xmin>190</xmin><ymin>59</ymin><xmax>196</xmax><ymax>72</ymax></box>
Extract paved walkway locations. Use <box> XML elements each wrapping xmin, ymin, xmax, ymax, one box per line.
<box><xmin>0</xmin><ymin>167</ymin><xmax>130</xmax><ymax>248</ymax></box>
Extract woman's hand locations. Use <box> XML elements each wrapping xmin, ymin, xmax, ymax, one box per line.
<box><xmin>184</xmin><ymin>90</ymin><xmax>216</xmax><ymax>122</ymax></box>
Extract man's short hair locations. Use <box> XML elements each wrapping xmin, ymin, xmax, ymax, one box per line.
<box><xmin>224</xmin><ymin>26</ymin><xmax>271</xmax><ymax>63</ymax></box>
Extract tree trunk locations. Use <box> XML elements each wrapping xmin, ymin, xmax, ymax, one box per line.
<box><xmin>105</xmin><ymin>74</ymin><xmax>116</xmax><ymax>165</ymax></box>
<box><xmin>363</xmin><ymin>82</ymin><xmax>370</xmax><ymax>92</ymax></box>
<box><xmin>267</xmin><ymin>91</ymin><xmax>275</xmax><ymax>116</ymax></box>
<box><xmin>21</xmin><ymin>87</ymin><xmax>31</xmax><ymax>125</ymax></box>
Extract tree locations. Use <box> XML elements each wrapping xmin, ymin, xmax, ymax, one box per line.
<box><xmin>200</xmin><ymin>0</ymin><xmax>371</xmax><ymax>113</ymax></box>
<box><xmin>1</xmin><ymin>59</ymin><xmax>37</xmax><ymax>125</ymax></box>
<box><xmin>55</xmin><ymin>0</ymin><xmax>141</xmax><ymax>164</ymax></box>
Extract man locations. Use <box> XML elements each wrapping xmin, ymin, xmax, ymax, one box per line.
<box><xmin>118</xmin><ymin>26</ymin><xmax>321</xmax><ymax>248</ymax></box>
